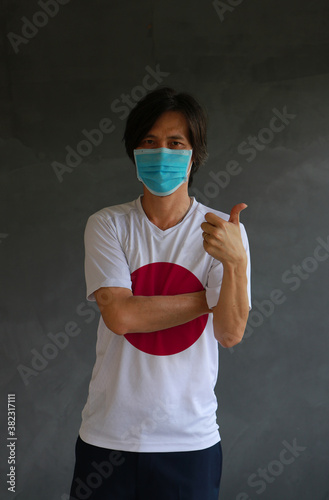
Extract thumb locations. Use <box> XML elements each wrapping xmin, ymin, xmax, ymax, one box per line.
<box><xmin>229</xmin><ymin>203</ymin><xmax>248</xmax><ymax>224</ymax></box>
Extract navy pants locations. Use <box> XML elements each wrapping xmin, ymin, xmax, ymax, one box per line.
<box><xmin>69</xmin><ymin>436</ymin><xmax>222</xmax><ymax>500</ymax></box>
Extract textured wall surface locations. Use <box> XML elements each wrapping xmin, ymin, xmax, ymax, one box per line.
<box><xmin>1</xmin><ymin>1</ymin><xmax>329</xmax><ymax>499</ymax></box>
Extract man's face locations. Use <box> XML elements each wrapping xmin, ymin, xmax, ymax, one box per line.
<box><xmin>136</xmin><ymin>111</ymin><xmax>193</xmax><ymax>152</ymax></box>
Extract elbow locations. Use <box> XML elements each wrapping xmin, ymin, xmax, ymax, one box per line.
<box><xmin>218</xmin><ymin>335</ymin><xmax>243</xmax><ymax>349</ymax></box>
<box><xmin>103</xmin><ymin>318</ymin><xmax>128</xmax><ymax>336</ymax></box>
<box><xmin>95</xmin><ymin>289</ymin><xmax>133</xmax><ymax>335</ymax></box>
<box><xmin>101</xmin><ymin>309</ymin><xmax>129</xmax><ymax>336</ymax></box>
<box><xmin>109</xmin><ymin>322</ymin><xmax>128</xmax><ymax>336</ymax></box>
<box><xmin>214</xmin><ymin>310</ymin><xmax>249</xmax><ymax>348</ymax></box>
<box><xmin>214</xmin><ymin>325</ymin><xmax>246</xmax><ymax>348</ymax></box>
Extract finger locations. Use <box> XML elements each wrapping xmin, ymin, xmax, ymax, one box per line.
<box><xmin>229</xmin><ymin>203</ymin><xmax>248</xmax><ymax>224</ymax></box>
<box><xmin>201</xmin><ymin>221</ymin><xmax>218</xmax><ymax>234</ymax></box>
<box><xmin>204</xmin><ymin>212</ymin><xmax>226</xmax><ymax>227</ymax></box>
<box><xmin>202</xmin><ymin>231</ymin><xmax>213</xmax><ymax>241</ymax></box>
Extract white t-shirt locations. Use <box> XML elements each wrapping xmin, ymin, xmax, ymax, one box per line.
<box><xmin>79</xmin><ymin>196</ymin><xmax>251</xmax><ymax>452</ymax></box>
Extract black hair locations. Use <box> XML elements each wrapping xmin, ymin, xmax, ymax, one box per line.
<box><xmin>123</xmin><ymin>87</ymin><xmax>208</xmax><ymax>186</ymax></box>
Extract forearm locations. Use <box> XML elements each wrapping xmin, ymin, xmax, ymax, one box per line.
<box><xmin>212</xmin><ymin>261</ymin><xmax>249</xmax><ymax>348</ymax></box>
<box><xmin>97</xmin><ymin>289</ymin><xmax>212</xmax><ymax>335</ymax></box>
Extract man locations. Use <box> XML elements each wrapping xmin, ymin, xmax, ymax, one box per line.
<box><xmin>69</xmin><ymin>87</ymin><xmax>251</xmax><ymax>500</ymax></box>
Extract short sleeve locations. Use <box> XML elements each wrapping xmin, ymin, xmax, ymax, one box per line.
<box><xmin>205</xmin><ymin>222</ymin><xmax>252</xmax><ymax>309</ymax></box>
<box><xmin>84</xmin><ymin>213</ymin><xmax>132</xmax><ymax>301</ymax></box>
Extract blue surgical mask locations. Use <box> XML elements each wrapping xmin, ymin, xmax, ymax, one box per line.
<box><xmin>133</xmin><ymin>148</ymin><xmax>193</xmax><ymax>196</ymax></box>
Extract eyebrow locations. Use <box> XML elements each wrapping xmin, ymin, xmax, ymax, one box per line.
<box><xmin>143</xmin><ymin>134</ymin><xmax>186</xmax><ymax>140</ymax></box>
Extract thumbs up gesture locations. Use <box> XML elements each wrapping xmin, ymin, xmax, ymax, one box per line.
<box><xmin>201</xmin><ymin>203</ymin><xmax>248</xmax><ymax>266</ymax></box>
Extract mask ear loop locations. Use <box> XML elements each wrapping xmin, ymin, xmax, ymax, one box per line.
<box><xmin>186</xmin><ymin>151</ymin><xmax>193</xmax><ymax>181</ymax></box>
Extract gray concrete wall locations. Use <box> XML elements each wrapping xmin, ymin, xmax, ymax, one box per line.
<box><xmin>1</xmin><ymin>0</ymin><xmax>328</xmax><ymax>498</ymax></box>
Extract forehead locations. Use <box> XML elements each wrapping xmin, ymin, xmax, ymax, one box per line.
<box><xmin>147</xmin><ymin>110</ymin><xmax>190</xmax><ymax>138</ymax></box>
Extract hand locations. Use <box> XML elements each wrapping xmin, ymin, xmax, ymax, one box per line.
<box><xmin>201</xmin><ymin>203</ymin><xmax>248</xmax><ymax>267</ymax></box>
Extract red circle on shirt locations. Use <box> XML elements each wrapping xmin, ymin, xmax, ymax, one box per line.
<box><xmin>124</xmin><ymin>262</ymin><xmax>208</xmax><ymax>356</ymax></box>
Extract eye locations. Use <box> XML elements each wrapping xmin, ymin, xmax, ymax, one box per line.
<box><xmin>139</xmin><ymin>139</ymin><xmax>155</xmax><ymax>147</ymax></box>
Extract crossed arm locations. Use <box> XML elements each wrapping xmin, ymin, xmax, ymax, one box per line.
<box><xmin>94</xmin><ymin>204</ymin><xmax>250</xmax><ymax>348</ymax></box>
<box><xmin>94</xmin><ymin>263</ymin><xmax>249</xmax><ymax>349</ymax></box>
<box><xmin>94</xmin><ymin>288</ymin><xmax>211</xmax><ymax>336</ymax></box>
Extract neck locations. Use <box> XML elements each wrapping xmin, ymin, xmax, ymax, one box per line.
<box><xmin>141</xmin><ymin>186</ymin><xmax>192</xmax><ymax>230</ymax></box>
